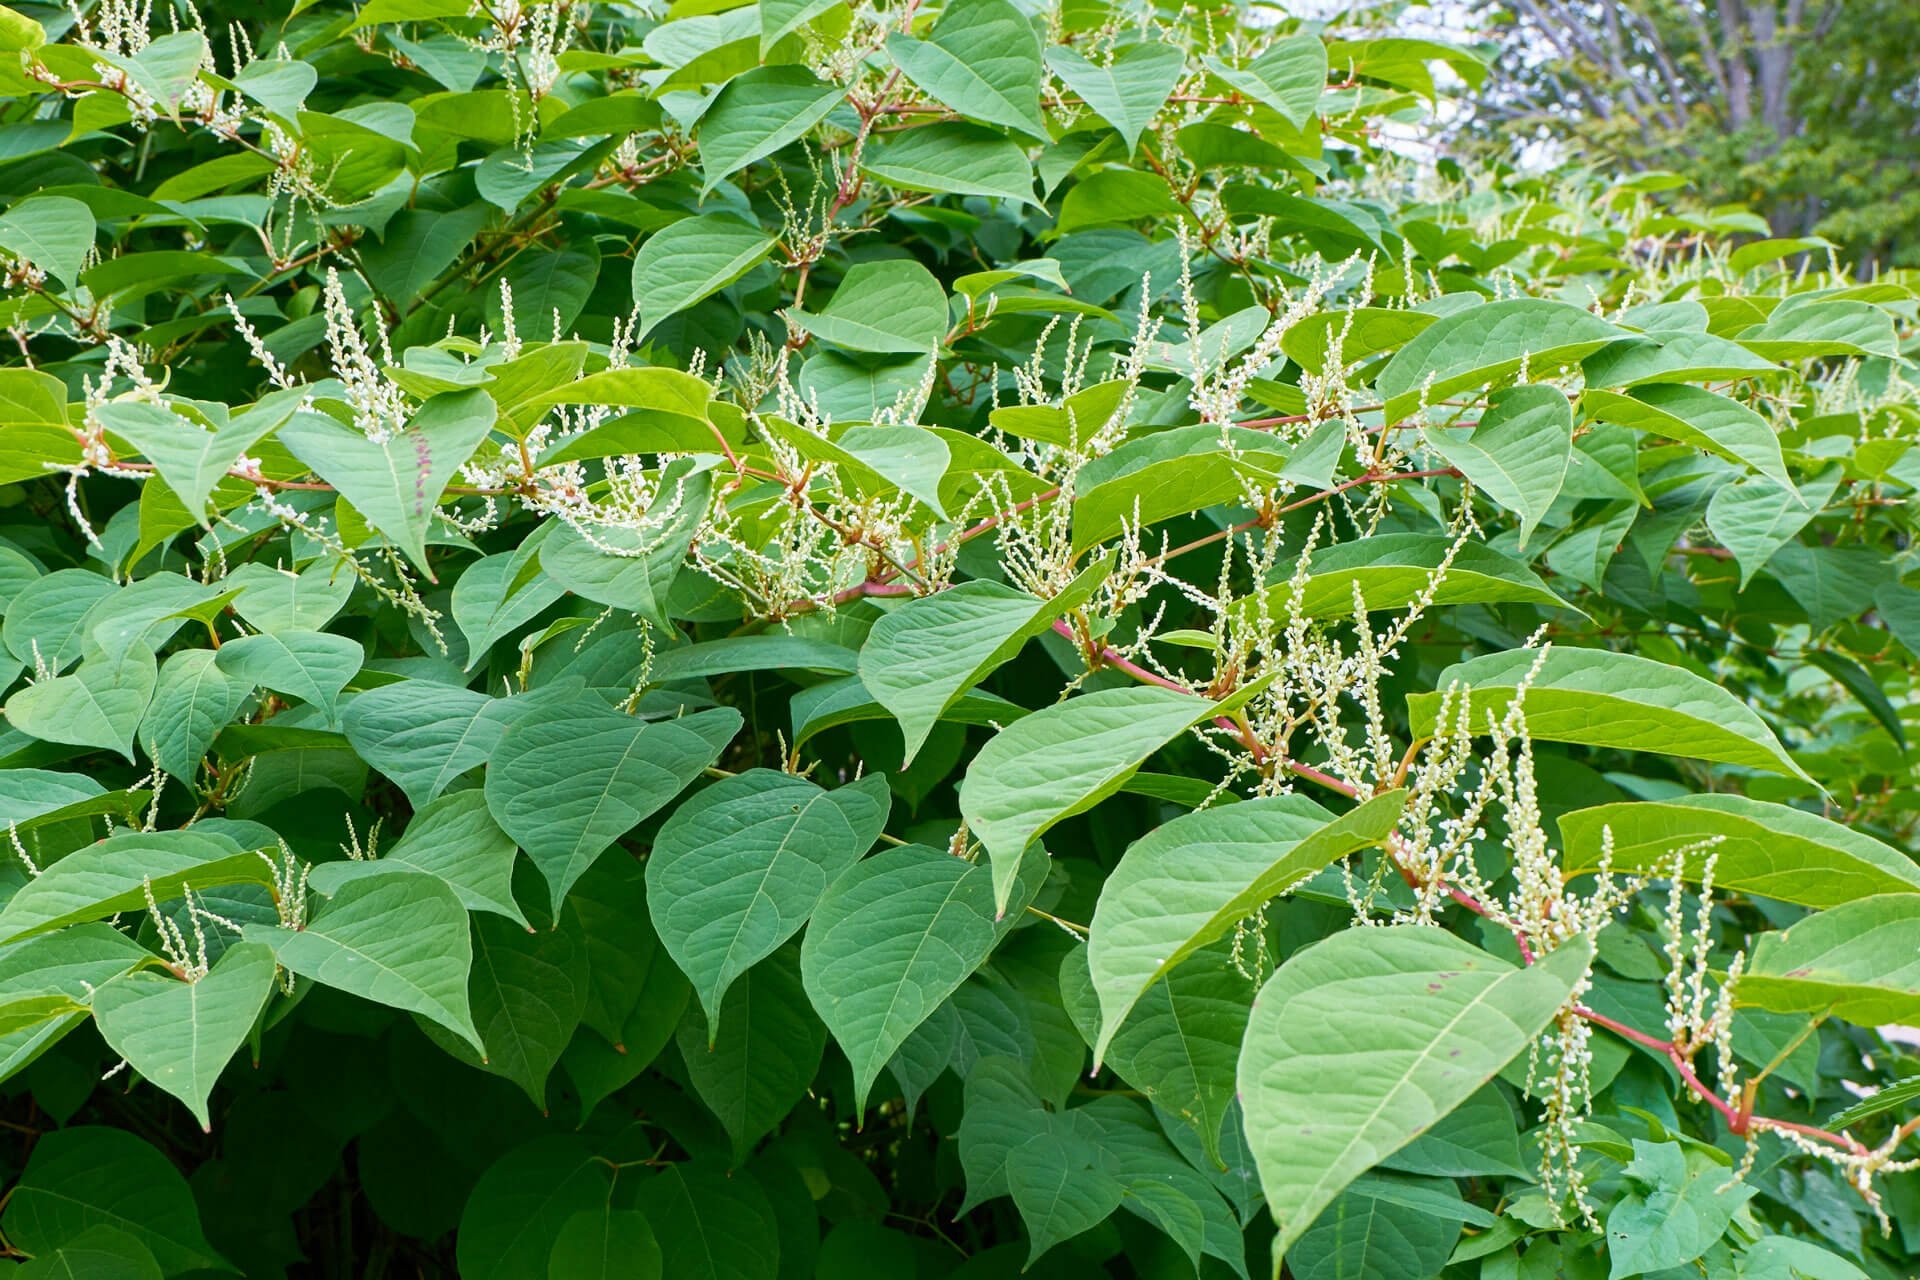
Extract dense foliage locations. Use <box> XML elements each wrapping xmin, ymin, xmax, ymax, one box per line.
<box><xmin>0</xmin><ymin>0</ymin><xmax>1916</xmax><ymax>1275</ymax></box>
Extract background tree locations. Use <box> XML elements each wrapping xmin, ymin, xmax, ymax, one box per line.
<box><xmin>1463</xmin><ymin>0</ymin><xmax>1920</xmax><ymax>267</ymax></box>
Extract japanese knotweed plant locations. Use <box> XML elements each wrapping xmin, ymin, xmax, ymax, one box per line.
<box><xmin>0</xmin><ymin>0</ymin><xmax>1915</xmax><ymax>1275</ymax></box>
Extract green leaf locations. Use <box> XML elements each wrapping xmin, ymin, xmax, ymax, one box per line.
<box><xmin>548</xmin><ymin>1209</ymin><xmax>664</xmax><ymax>1280</ymax></box>
<box><xmin>214</xmin><ymin>629</ymin><xmax>362</xmax><ymax>722</ymax></box>
<box><xmin>634</xmin><ymin>1162</ymin><xmax>782</xmax><ymax>1280</ymax></box>
<box><xmin>1705</xmin><ymin>467</ymin><xmax>1840</xmax><ymax>587</ymax></box>
<box><xmin>1739</xmin><ymin>1239</ymin><xmax>1869</xmax><ymax>1280</ymax></box>
<box><xmin>452</xmin><ymin>910</ymin><xmax>590</xmax><ymax>1108</ymax></box>
<box><xmin>225</xmin><ymin>558</ymin><xmax>356</xmax><ymax>633</ymax></box>
<box><xmin>245</xmin><ymin>866</ymin><xmax>484</xmax><ymax>1054</ymax></box>
<box><xmin>759</xmin><ymin>0</ymin><xmax>839</xmax><ymax>50</ymax></box>
<box><xmin>1738</xmin><ymin>298</ymin><xmax>1898</xmax><ymax>360</ymax></box>
<box><xmin>631</xmin><ymin>215</ymin><xmax>775</xmax><ymax>338</ymax></box>
<box><xmin>1250</xmin><ymin>533</ymin><xmax>1577</xmax><ymax>620</ymax></box>
<box><xmin>1203</xmin><ymin>33</ymin><xmax>1326</xmax><ymax>127</ymax></box>
<box><xmin>451</xmin><ymin>534</ymin><xmax>566</xmax><ymax>667</ymax></box>
<box><xmin>3</xmin><ymin>568</ymin><xmax>116</xmax><ymax>672</ymax></box>
<box><xmin>1288</xmin><ymin>1182</ymin><xmax>1461</xmax><ymax>1280</ymax></box>
<box><xmin>861</xmin><ymin>122</ymin><xmax>1038</xmax><ymax>206</ymax></box>
<box><xmin>455</xmin><ymin>1136</ymin><xmax>612</xmax><ymax>1280</ymax></box>
<box><xmin>1087</xmin><ymin>791</ymin><xmax>1406</xmax><ymax>1069</ymax></box>
<box><xmin>0</xmin><ymin>830</ymin><xmax>272</xmax><ymax>945</ymax></box>
<box><xmin>0</xmin><ymin>195</ymin><xmax>95</xmax><ymax>285</ymax></box>
<box><xmin>1559</xmin><ymin>794</ymin><xmax>1920</xmax><ymax>908</ymax></box>
<box><xmin>276</xmin><ymin>387</ymin><xmax>498</xmax><ymax>578</ymax></box>
<box><xmin>1585</xmin><ymin>384</ymin><xmax>1790</xmax><ymax>488</ymax></box>
<box><xmin>314</xmin><ymin>787</ymin><xmax>528</xmax><ymax>929</ymax></box>
<box><xmin>1737</xmin><ymin>893</ymin><xmax>1920</xmax><ymax>1025</ymax></box>
<box><xmin>649</xmin><ymin>769</ymin><xmax>889</xmax><ymax>1033</ymax></box>
<box><xmin>341</xmin><ymin>679</ymin><xmax>515</xmax><ymax>807</ymax></box>
<box><xmin>676</xmin><ymin>945</ymin><xmax>825</xmax><ymax>1162</ymax></box>
<box><xmin>960</xmin><ymin>685</ymin><xmax>1222</xmax><ymax>914</ymax></box>
<box><xmin>1238</xmin><ymin>927</ymin><xmax>1590</xmax><ymax>1263</ymax></box>
<box><xmin>858</xmin><ymin>562</ymin><xmax>1108</xmax><ymax>763</ymax></box>
<box><xmin>484</xmin><ymin>700</ymin><xmax>741</xmax><ymax>909</ymax></box>
<box><xmin>1822</xmin><ymin>1074</ymin><xmax>1920</xmax><ymax>1132</ymax></box>
<box><xmin>1604</xmin><ymin>1140</ymin><xmax>1756</xmax><ymax>1279</ymax></box>
<box><xmin>884</xmin><ymin>0</ymin><xmax>1045</xmax><ymax>137</ymax></box>
<box><xmin>3</xmin><ymin>641</ymin><xmax>157</xmax><ymax>761</ymax></box>
<box><xmin>1377</xmin><ymin>1087</ymin><xmax>1527</xmax><ymax>1179</ymax></box>
<box><xmin>790</xmin><ymin>260</ymin><xmax>948</xmax><ymax>355</ymax></box>
<box><xmin>92</xmin><ymin>941</ymin><xmax>277</xmax><ymax>1130</ymax></box>
<box><xmin>1421</xmin><ymin>384</ymin><xmax>1573</xmax><ymax>549</ymax></box>
<box><xmin>697</xmin><ymin>66</ymin><xmax>844</xmax><ymax>194</ymax></box>
<box><xmin>1045</xmin><ymin>44</ymin><xmax>1183</xmax><ymax>153</ymax></box>
<box><xmin>1060</xmin><ymin>940</ymin><xmax>1250</xmax><ymax>1169</ymax></box>
<box><xmin>140</xmin><ymin>649</ymin><xmax>251</xmax><ymax>782</ymax></box>
<box><xmin>1377</xmin><ymin>299</ymin><xmax>1624</xmax><ymax>420</ymax></box>
<box><xmin>12</xmin><ymin>1226</ymin><xmax>163</xmax><ymax>1280</ymax></box>
<box><xmin>1407</xmin><ymin>647</ymin><xmax>1810</xmax><ymax>781</ymax></box>
<box><xmin>0</xmin><ymin>1127</ymin><xmax>225</xmax><ymax>1275</ymax></box>
<box><xmin>0</xmin><ymin>368</ymin><xmax>81</xmax><ymax>486</ymax></box>
<box><xmin>540</xmin><ymin>465</ymin><xmax>712</xmax><ymax>626</ymax></box>
<box><xmin>95</xmin><ymin>397</ymin><xmax>291</xmax><ymax>525</ymax></box>
<box><xmin>801</xmin><ymin>842</ymin><xmax>1048</xmax><ymax>1112</ymax></box>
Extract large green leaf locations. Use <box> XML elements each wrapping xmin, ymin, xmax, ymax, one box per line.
<box><xmin>1421</xmin><ymin>384</ymin><xmax>1572</xmax><ymax>549</ymax></box>
<box><xmin>801</xmin><ymin>842</ymin><xmax>1048</xmax><ymax>1112</ymax></box>
<box><xmin>455</xmin><ymin>1136</ymin><xmax>613</xmax><ymax>1280</ymax></box>
<box><xmin>340</xmin><ymin>679</ymin><xmax>515</xmax><ymax>807</ymax></box>
<box><xmin>0</xmin><ymin>830</ymin><xmax>272</xmax><ymax>945</ymax></box>
<box><xmin>675</xmin><ymin>946</ymin><xmax>825</xmax><ymax>1162</ymax></box>
<box><xmin>1559</xmin><ymin>794</ymin><xmax>1920</xmax><ymax>907</ymax></box>
<box><xmin>1238</xmin><ymin>927</ymin><xmax>1590</xmax><ymax>1264</ymax></box>
<box><xmin>245</xmin><ymin>866</ymin><xmax>484</xmax><ymax>1053</ymax></box>
<box><xmin>484</xmin><ymin>700</ymin><xmax>740</xmax><ymax>908</ymax></box>
<box><xmin>0</xmin><ymin>1127</ymin><xmax>225</xmax><ymax>1275</ymax></box>
<box><xmin>960</xmin><ymin>685</ymin><xmax>1223</xmax><ymax>913</ymax></box>
<box><xmin>634</xmin><ymin>1162</ymin><xmax>782</xmax><ymax>1280</ymax></box>
<box><xmin>1249</xmin><ymin>534</ymin><xmax>1577</xmax><ymax>620</ymax></box>
<box><xmin>1087</xmin><ymin>791</ymin><xmax>1406</xmax><ymax>1068</ymax></box>
<box><xmin>1060</xmin><ymin>940</ymin><xmax>1250</xmax><ymax>1169</ymax></box>
<box><xmin>789</xmin><ymin>260</ymin><xmax>949</xmax><ymax>355</ymax></box>
<box><xmin>1203</xmin><ymin>33</ymin><xmax>1326</xmax><ymax>128</ymax></box>
<box><xmin>1376</xmin><ymin>299</ymin><xmax>1623</xmax><ymax>419</ymax></box>
<box><xmin>449</xmin><ymin>909</ymin><xmax>589</xmax><ymax>1108</ymax></box>
<box><xmin>697</xmin><ymin>66</ymin><xmax>843</xmax><ymax>193</ymax></box>
<box><xmin>861</xmin><ymin>123</ymin><xmax>1038</xmax><ymax>206</ymax></box>
<box><xmin>884</xmin><ymin>0</ymin><xmax>1046</xmax><ymax>137</ymax></box>
<box><xmin>276</xmin><ymin>387</ymin><xmax>497</xmax><ymax>579</ymax></box>
<box><xmin>1045</xmin><ymin>43</ymin><xmax>1183</xmax><ymax>152</ymax></box>
<box><xmin>3</xmin><ymin>640</ymin><xmax>157</xmax><ymax>761</ymax></box>
<box><xmin>92</xmin><ymin>941</ymin><xmax>277</xmax><ymax>1130</ymax></box>
<box><xmin>375</xmin><ymin>788</ymin><xmax>526</xmax><ymax>925</ymax></box>
<box><xmin>631</xmin><ymin>215</ymin><xmax>775</xmax><ymax>337</ymax></box>
<box><xmin>1605</xmin><ymin>1140</ymin><xmax>1756</xmax><ymax>1278</ymax></box>
<box><xmin>140</xmin><ymin>648</ymin><xmax>252</xmax><ymax>782</ymax></box>
<box><xmin>1738</xmin><ymin>894</ymin><xmax>1920</xmax><ymax>1025</ymax></box>
<box><xmin>213</xmin><ymin>629</ymin><xmax>361</xmax><ymax>722</ymax></box>
<box><xmin>858</xmin><ymin>561</ymin><xmax>1107</xmax><ymax>763</ymax></box>
<box><xmin>1584</xmin><ymin>384</ymin><xmax>1790</xmax><ymax>488</ymax></box>
<box><xmin>0</xmin><ymin>194</ymin><xmax>94</xmax><ymax>286</ymax></box>
<box><xmin>96</xmin><ymin>397</ymin><xmax>292</xmax><ymax>525</ymax></box>
<box><xmin>1407</xmin><ymin>647</ymin><xmax>1809</xmax><ymax>781</ymax></box>
<box><xmin>1705</xmin><ymin>467</ymin><xmax>1839</xmax><ymax>587</ymax></box>
<box><xmin>649</xmin><ymin>769</ymin><xmax>889</xmax><ymax>1034</ymax></box>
